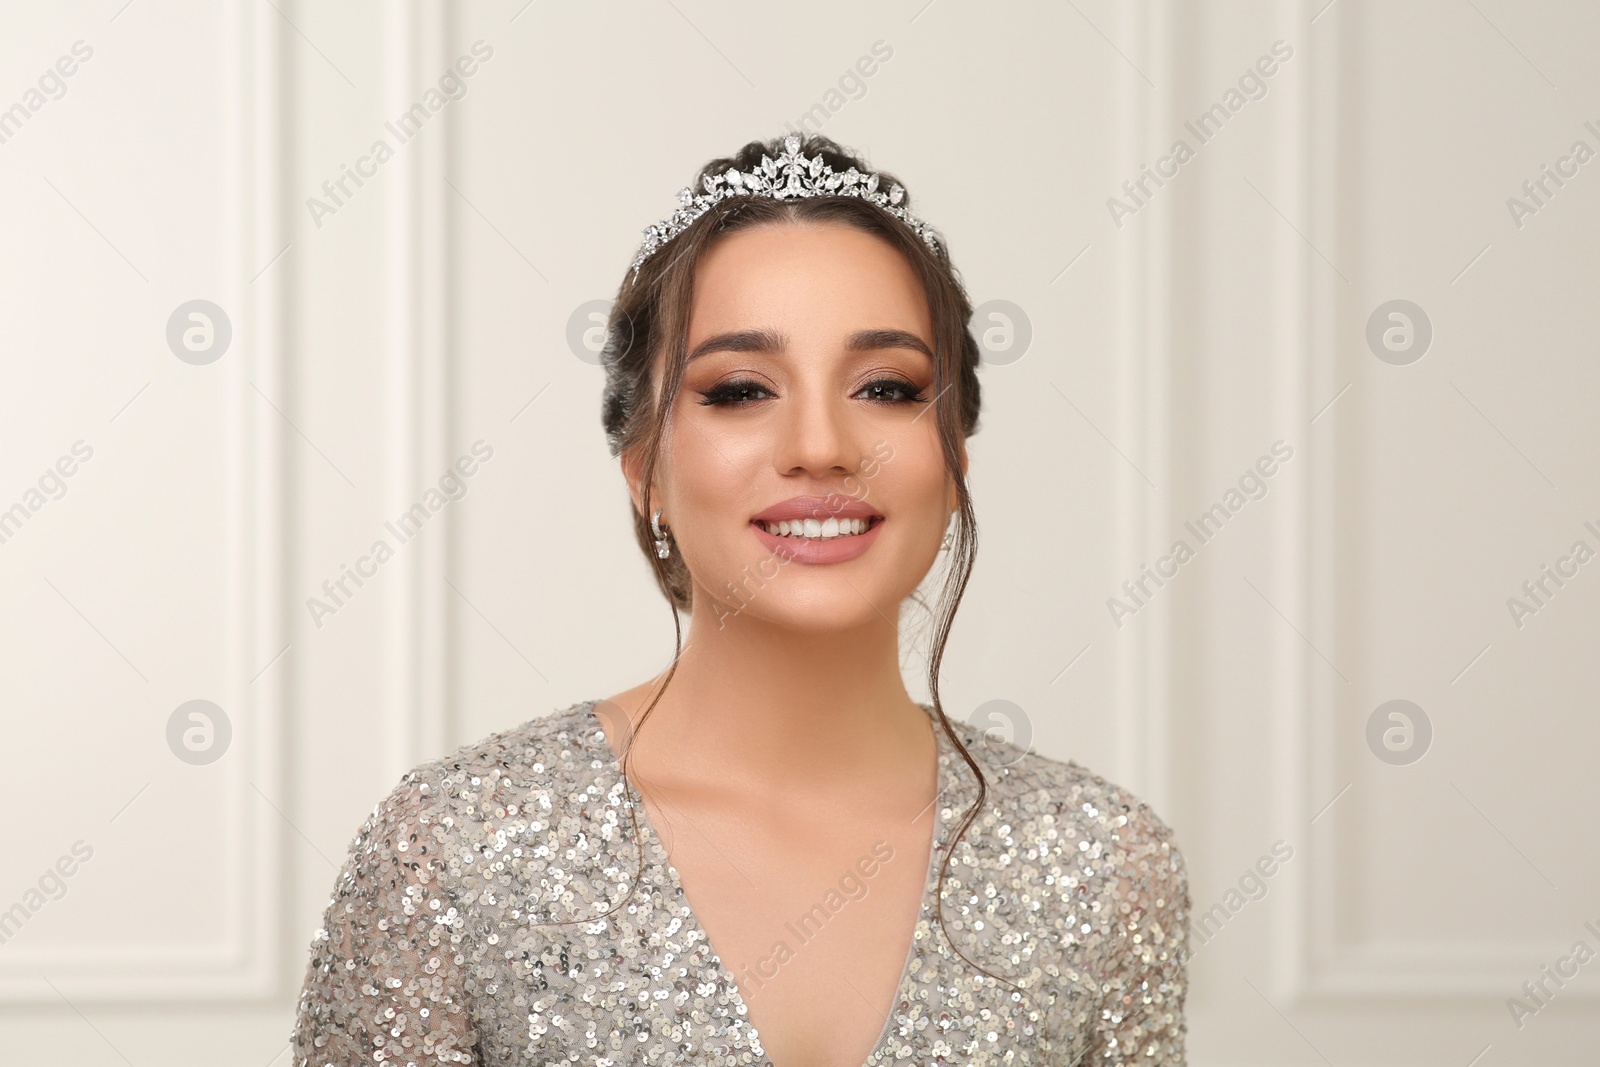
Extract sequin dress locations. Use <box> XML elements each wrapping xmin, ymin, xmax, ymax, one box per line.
<box><xmin>291</xmin><ymin>699</ymin><xmax>1189</xmax><ymax>1065</ymax></box>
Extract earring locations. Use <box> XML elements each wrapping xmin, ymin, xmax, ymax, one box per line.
<box><xmin>650</xmin><ymin>508</ymin><xmax>671</xmax><ymax>559</ymax></box>
<box><xmin>940</xmin><ymin>514</ymin><xmax>956</xmax><ymax>551</ymax></box>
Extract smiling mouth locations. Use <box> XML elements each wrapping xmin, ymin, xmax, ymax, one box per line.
<box><xmin>752</xmin><ymin>516</ymin><xmax>883</xmax><ymax>540</ymax></box>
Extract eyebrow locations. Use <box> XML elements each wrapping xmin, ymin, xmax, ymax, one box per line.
<box><xmin>686</xmin><ymin>327</ymin><xmax>933</xmax><ymax>363</ymax></box>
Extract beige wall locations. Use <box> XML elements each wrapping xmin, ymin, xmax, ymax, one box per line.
<box><xmin>1</xmin><ymin>0</ymin><xmax>1595</xmax><ymax>1061</ymax></box>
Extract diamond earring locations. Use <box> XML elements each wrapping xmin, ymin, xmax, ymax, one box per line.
<box><xmin>650</xmin><ymin>508</ymin><xmax>671</xmax><ymax>559</ymax></box>
<box><xmin>940</xmin><ymin>514</ymin><xmax>956</xmax><ymax>551</ymax></box>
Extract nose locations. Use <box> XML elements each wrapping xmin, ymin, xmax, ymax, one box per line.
<box><xmin>770</xmin><ymin>381</ymin><xmax>859</xmax><ymax>478</ymax></box>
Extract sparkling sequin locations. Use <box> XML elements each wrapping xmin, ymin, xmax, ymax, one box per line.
<box><xmin>291</xmin><ymin>700</ymin><xmax>1189</xmax><ymax>1064</ymax></box>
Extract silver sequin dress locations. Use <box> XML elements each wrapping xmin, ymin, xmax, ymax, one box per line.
<box><xmin>291</xmin><ymin>699</ymin><xmax>1189</xmax><ymax>1065</ymax></box>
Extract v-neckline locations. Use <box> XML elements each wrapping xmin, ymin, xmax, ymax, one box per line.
<box><xmin>576</xmin><ymin>698</ymin><xmax>956</xmax><ymax>1067</ymax></box>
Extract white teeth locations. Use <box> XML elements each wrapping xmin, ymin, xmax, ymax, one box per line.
<box><xmin>758</xmin><ymin>516</ymin><xmax>874</xmax><ymax>539</ymax></box>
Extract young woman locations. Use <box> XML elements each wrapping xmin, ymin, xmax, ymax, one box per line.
<box><xmin>292</xmin><ymin>134</ymin><xmax>1189</xmax><ymax>1066</ymax></box>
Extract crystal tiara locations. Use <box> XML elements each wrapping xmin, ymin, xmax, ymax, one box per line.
<box><xmin>630</xmin><ymin>134</ymin><xmax>941</xmax><ymax>276</ymax></box>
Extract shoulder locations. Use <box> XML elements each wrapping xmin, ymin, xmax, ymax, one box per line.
<box><xmin>413</xmin><ymin>699</ymin><xmax>603</xmax><ymax>786</ymax></box>
<box><xmin>348</xmin><ymin>700</ymin><xmax>607</xmax><ymax>865</ymax></box>
<box><xmin>940</xmin><ymin>713</ymin><xmax>1187</xmax><ymax>888</ymax></box>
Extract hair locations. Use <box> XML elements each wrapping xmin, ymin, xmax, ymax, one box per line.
<box><xmin>576</xmin><ymin>133</ymin><xmax>1026</xmax><ymax>1006</ymax></box>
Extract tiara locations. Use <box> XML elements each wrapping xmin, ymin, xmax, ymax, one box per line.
<box><xmin>630</xmin><ymin>134</ymin><xmax>941</xmax><ymax>276</ymax></box>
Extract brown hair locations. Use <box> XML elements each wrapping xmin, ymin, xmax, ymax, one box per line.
<box><xmin>587</xmin><ymin>133</ymin><xmax>1026</xmax><ymax>1004</ymax></box>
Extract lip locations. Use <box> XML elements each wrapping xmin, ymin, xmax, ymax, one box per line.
<box><xmin>750</xmin><ymin>514</ymin><xmax>884</xmax><ymax>565</ymax></box>
<box><xmin>750</xmin><ymin>495</ymin><xmax>883</xmax><ymax>524</ymax></box>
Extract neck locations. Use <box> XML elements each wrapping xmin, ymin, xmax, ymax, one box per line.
<box><xmin>617</xmin><ymin>597</ymin><xmax>933</xmax><ymax>797</ymax></box>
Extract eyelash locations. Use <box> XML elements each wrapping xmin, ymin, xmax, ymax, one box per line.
<box><xmin>697</xmin><ymin>377</ymin><xmax>928</xmax><ymax>408</ymax></box>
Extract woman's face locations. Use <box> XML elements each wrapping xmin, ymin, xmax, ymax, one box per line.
<box><xmin>632</xmin><ymin>220</ymin><xmax>963</xmax><ymax>634</ymax></box>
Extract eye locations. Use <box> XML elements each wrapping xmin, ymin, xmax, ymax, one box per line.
<box><xmin>854</xmin><ymin>377</ymin><xmax>928</xmax><ymax>405</ymax></box>
<box><xmin>697</xmin><ymin>376</ymin><xmax>930</xmax><ymax>407</ymax></box>
<box><xmin>696</xmin><ymin>378</ymin><xmax>774</xmax><ymax>407</ymax></box>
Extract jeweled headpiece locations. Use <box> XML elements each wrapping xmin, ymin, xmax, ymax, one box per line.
<box><xmin>630</xmin><ymin>134</ymin><xmax>941</xmax><ymax>276</ymax></box>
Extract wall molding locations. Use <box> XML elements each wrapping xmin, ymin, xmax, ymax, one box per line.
<box><xmin>382</xmin><ymin>0</ymin><xmax>454</xmax><ymax>776</ymax></box>
<box><xmin>1272</xmin><ymin>0</ymin><xmax>1596</xmax><ymax>1006</ymax></box>
<box><xmin>1111</xmin><ymin>0</ymin><xmax>1176</xmax><ymax>813</ymax></box>
<box><xmin>0</xmin><ymin>0</ymin><xmax>288</xmax><ymax>1001</ymax></box>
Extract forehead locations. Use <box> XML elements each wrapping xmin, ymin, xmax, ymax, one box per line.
<box><xmin>687</xmin><ymin>221</ymin><xmax>931</xmax><ymax>342</ymax></box>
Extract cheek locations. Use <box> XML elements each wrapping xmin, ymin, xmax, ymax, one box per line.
<box><xmin>657</xmin><ymin>424</ymin><xmax>759</xmax><ymax>531</ymax></box>
<box><xmin>871</xmin><ymin>437</ymin><xmax>953</xmax><ymax>535</ymax></box>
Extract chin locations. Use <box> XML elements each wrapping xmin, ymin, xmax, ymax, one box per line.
<box><xmin>696</xmin><ymin>557</ymin><xmax>878</xmax><ymax>624</ymax></box>
<box><xmin>731</xmin><ymin>593</ymin><xmax>895</xmax><ymax>635</ymax></box>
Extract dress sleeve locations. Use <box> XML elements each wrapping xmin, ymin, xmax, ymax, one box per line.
<box><xmin>1090</xmin><ymin>802</ymin><xmax>1190</xmax><ymax>1064</ymax></box>
<box><xmin>291</xmin><ymin>775</ymin><xmax>480</xmax><ymax>1066</ymax></box>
